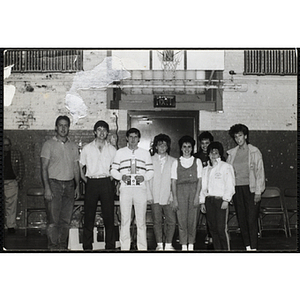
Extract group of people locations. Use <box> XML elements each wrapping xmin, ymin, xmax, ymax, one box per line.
<box><xmin>4</xmin><ymin>115</ymin><xmax>265</xmax><ymax>252</ymax></box>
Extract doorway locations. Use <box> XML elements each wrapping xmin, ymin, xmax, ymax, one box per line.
<box><xmin>129</xmin><ymin>111</ymin><xmax>199</xmax><ymax>158</ymax></box>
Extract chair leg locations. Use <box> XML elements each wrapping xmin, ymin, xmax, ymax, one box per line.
<box><xmin>284</xmin><ymin>210</ymin><xmax>291</xmax><ymax>237</ymax></box>
<box><xmin>25</xmin><ymin>209</ymin><xmax>28</xmax><ymax>237</ymax></box>
<box><xmin>258</xmin><ymin>214</ymin><xmax>262</xmax><ymax>238</ymax></box>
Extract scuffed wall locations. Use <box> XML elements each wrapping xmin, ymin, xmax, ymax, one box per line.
<box><xmin>200</xmin><ymin>50</ymin><xmax>297</xmax><ymax>131</ymax></box>
<box><xmin>4</xmin><ymin>50</ymin><xmax>129</xmax><ymax>131</ymax></box>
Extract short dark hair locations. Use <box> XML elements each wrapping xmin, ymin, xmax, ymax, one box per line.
<box><xmin>151</xmin><ymin>133</ymin><xmax>171</xmax><ymax>155</ymax></box>
<box><xmin>126</xmin><ymin>128</ymin><xmax>141</xmax><ymax>138</ymax></box>
<box><xmin>55</xmin><ymin>115</ymin><xmax>70</xmax><ymax>127</ymax></box>
<box><xmin>198</xmin><ymin>131</ymin><xmax>214</xmax><ymax>142</ymax></box>
<box><xmin>3</xmin><ymin>136</ymin><xmax>11</xmax><ymax>145</ymax></box>
<box><xmin>178</xmin><ymin>135</ymin><xmax>195</xmax><ymax>156</ymax></box>
<box><xmin>207</xmin><ymin>141</ymin><xmax>226</xmax><ymax>161</ymax></box>
<box><xmin>93</xmin><ymin>120</ymin><xmax>109</xmax><ymax>132</ymax></box>
<box><xmin>229</xmin><ymin>124</ymin><xmax>249</xmax><ymax>143</ymax></box>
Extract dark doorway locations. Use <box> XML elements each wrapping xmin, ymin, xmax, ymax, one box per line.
<box><xmin>129</xmin><ymin>111</ymin><xmax>199</xmax><ymax>158</ymax></box>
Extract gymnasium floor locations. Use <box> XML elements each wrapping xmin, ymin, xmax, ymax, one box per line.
<box><xmin>2</xmin><ymin>226</ymin><xmax>297</xmax><ymax>252</ymax></box>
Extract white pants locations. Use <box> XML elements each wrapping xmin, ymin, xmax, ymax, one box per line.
<box><xmin>4</xmin><ymin>180</ymin><xmax>18</xmax><ymax>228</ymax></box>
<box><xmin>119</xmin><ymin>187</ymin><xmax>147</xmax><ymax>250</ymax></box>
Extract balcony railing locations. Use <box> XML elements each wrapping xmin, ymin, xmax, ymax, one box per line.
<box><xmin>4</xmin><ymin>49</ymin><xmax>83</xmax><ymax>73</ymax></box>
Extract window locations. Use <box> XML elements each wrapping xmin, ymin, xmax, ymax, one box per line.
<box><xmin>244</xmin><ymin>49</ymin><xmax>297</xmax><ymax>75</ymax></box>
<box><xmin>4</xmin><ymin>49</ymin><xmax>83</xmax><ymax>73</ymax></box>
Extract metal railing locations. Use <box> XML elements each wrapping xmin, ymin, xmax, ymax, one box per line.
<box><xmin>4</xmin><ymin>49</ymin><xmax>83</xmax><ymax>72</ymax></box>
<box><xmin>244</xmin><ymin>49</ymin><xmax>297</xmax><ymax>75</ymax></box>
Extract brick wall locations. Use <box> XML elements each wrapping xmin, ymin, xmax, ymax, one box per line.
<box><xmin>200</xmin><ymin>50</ymin><xmax>297</xmax><ymax>131</ymax></box>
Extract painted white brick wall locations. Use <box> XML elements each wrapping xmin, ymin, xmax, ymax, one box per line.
<box><xmin>200</xmin><ymin>50</ymin><xmax>297</xmax><ymax>131</ymax></box>
<box><xmin>4</xmin><ymin>50</ymin><xmax>297</xmax><ymax>131</ymax></box>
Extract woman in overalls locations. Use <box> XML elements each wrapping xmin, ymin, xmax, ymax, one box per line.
<box><xmin>171</xmin><ymin>136</ymin><xmax>203</xmax><ymax>251</ymax></box>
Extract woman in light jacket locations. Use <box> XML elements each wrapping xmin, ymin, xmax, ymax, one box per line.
<box><xmin>147</xmin><ymin>134</ymin><xmax>176</xmax><ymax>251</ymax></box>
<box><xmin>227</xmin><ymin>124</ymin><xmax>265</xmax><ymax>251</ymax></box>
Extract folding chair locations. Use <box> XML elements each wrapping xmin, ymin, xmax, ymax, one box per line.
<box><xmin>259</xmin><ymin>187</ymin><xmax>290</xmax><ymax>237</ymax></box>
<box><xmin>284</xmin><ymin>188</ymin><xmax>297</xmax><ymax>230</ymax></box>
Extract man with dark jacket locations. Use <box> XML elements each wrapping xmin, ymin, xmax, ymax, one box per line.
<box><xmin>4</xmin><ymin>136</ymin><xmax>25</xmax><ymax>234</ymax></box>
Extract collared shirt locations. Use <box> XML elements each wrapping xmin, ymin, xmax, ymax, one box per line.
<box><xmin>40</xmin><ymin>136</ymin><xmax>79</xmax><ymax>181</ymax></box>
<box><xmin>80</xmin><ymin>140</ymin><xmax>116</xmax><ymax>178</ymax></box>
<box><xmin>200</xmin><ymin>158</ymin><xmax>235</xmax><ymax>203</ymax></box>
<box><xmin>171</xmin><ymin>156</ymin><xmax>203</xmax><ymax>180</ymax></box>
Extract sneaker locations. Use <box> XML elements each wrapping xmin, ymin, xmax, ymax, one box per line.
<box><xmin>188</xmin><ymin>244</ymin><xmax>194</xmax><ymax>251</ymax></box>
<box><xmin>164</xmin><ymin>245</ymin><xmax>175</xmax><ymax>251</ymax></box>
<box><xmin>156</xmin><ymin>245</ymin><xmax>164</xmax><ymax>251</ymax></box>
<box><xmin>181</xmin><ymin>245</ymin><xmax>188</xmax><ymax>251</ymax></box>
<box><xmin>204</xmin><ymin>235</ymin><xmax>209</xmax><ymax>245</ymax></box>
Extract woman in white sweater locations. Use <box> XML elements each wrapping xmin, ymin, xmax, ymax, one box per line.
<box><xmin>200</xmin><ymin>142</ymin><xmax>235</xmax><ymax>251</ymax></box>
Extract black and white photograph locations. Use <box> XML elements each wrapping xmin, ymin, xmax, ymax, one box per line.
<box><xmin>0</xmin><ymin>3</ymin><xmax>299</xmax><ymax>299</ymax></box>
<box><xmin>2</xmin><ymin>48</ymin><xmax>297</xmax><ymax>253</ymax></box>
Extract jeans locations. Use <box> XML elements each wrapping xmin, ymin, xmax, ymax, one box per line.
<box><xmin>45</xmin><ymin>179</ymin><xmax>75</xmax><ymax>250</ymax></box>
<box><xmin>4</xmin><ymin>180</ymin><xmax>18</xmax><ymax>228</ymax></box>
<box><xmin>151</xmin><ymin>203</ymin><xmax>176</xmax><ymax>244</ymax></box>
<box><xmin>83</xmin><ymin>178</ymin><xmax>115</xmax><ymax>250</ymax></box>
<box><xmin>233</xmin><ymin>185</ymin><xmax>260</xmax><ymax>249</ymax></box>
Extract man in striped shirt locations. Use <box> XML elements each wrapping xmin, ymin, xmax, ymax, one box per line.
<box><xmin>111</xmin><ymin>128</ymin><xmax>153</xmax><ymax>251</ymax></box>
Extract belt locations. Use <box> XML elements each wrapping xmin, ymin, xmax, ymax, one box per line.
<box><xmin>206</xmin><ymin>196</ymin><xmax>223</xmax><ymax>200</ymax></box>
<box><xmin>88</xmin><ymin>175</ymin><xmax>109</xmax><ymax>179</ymax></box>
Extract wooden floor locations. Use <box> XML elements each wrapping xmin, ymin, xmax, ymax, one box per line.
<box><xmin>2</xmin><ymin>226</ymin><xmax>298</xmax><ymax>252</ymax></box>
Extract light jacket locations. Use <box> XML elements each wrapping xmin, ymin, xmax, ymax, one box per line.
<box><xmin>227</xmin><ymin>144</ymin><xmax>265</xmax><ymax>195</ymax></box>
<box><xmin>146</xmin><ymin>153</ymin><xmax>175</xmax><ymax>205</ymax></box>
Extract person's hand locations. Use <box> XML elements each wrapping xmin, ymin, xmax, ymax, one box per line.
<box><xmin>221</xmin><ymin>201</ymin><xmax>229</xmax><ymax>210</ymax></box>
<box><xmin>44</xmin><ymin>187</ymin><xmax>53</xmax><ymax>201</ymax></box>
<box><xmin>135</xmin><ymin>175</ymin><xmax>144</xmax><ymax>184</ymax></box>
<box><xmin>254</xmin><ymin>194</ymin><xmax>261</xmax><ymax>205</ymax></box>
<box><xmin>147</xmin><ymin>198</ymin><xmax>154</xmax><ymax>205</ymax></box>
<box><xmin>194</xmin><ymin>196</ymin><xmax>200</xmax><ymax>208</ymax></box>
<box><xmin>74</xmin><ymin>186</ymin><xmax>80</xmax><ymax>200</ymax></box>
<box><xmin>122</xmin><ymin>175</ymin><xmax>131</xmax><ymax>183</ymax></box>
<box><xmin>200</xmin><ymin>203</ymin><xmax>206</xmax><ymax>214</ymax></box>
<box><xmin>170</xmin><ymin>199</ymin><xmax>179</xmax><ymax>212</ymax></box>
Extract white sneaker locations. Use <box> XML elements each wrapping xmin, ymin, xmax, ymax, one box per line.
<box><xmin>164</xmin><ymin>244</ymin><xmax>175</xmax><ymax>251</ymax></box>
<box><xmin>181</xmin><ymin>245</ymin><xmax>188</xmax><ymax>251</ymax></box>
<box><xmin>156</xmin><ymin>245</ymin><xmax>164</xmax><ymax>251</ymax></box>
<box><xmin>188</xmin><ymin>244</ymin><xmax>194</xmax><ymax>251</ymax></box>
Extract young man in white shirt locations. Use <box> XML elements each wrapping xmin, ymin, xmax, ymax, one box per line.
<box><xmin>80</xmin><ymin>120</ymin><xmax>116</xmax><ymax>250</ymax></box>
<box><xmin>111</xmin><ymin>128</ymin><xmax>153</xmax><ymax>251</ymax></box>
<box><xmin>200</xmin><ymin>141</ymin><xmax>235</xmax><ymax>251</ymax></box>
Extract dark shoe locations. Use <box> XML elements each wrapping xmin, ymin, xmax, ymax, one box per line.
<box><xmin>7</xmin><ymin>228</ymin><xmax>16</xmax><ymax>234</ymax></box>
